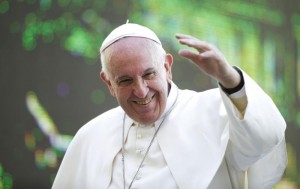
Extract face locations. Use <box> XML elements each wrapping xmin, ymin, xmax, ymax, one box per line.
<box><xmin>100</xmin><ymin>38</ymin><xmax>173</xmax><ymax>125</ymax></box>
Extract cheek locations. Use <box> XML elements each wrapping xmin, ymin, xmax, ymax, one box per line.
<box><xmin>159</xmin><ymin>69</ymin><xmax>170</xmax><ymax>83</ymax></box>
<box><xmin>152</xmin><ymin>79</ymin><xmax>169</xmax><ymax>98</ymax></box>
<box><xmin>108</xmin><ymin>85</ymin><xmax>117</xmax><ymax>97</ymax></box>
<box><xmin>115</xmin><ymin>88</ymin><xmax>131</xmax><ymax>102</ymax></box>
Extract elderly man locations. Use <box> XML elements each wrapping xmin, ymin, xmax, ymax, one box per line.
<box><xmin>52</xmin><ymin>23</ymin><xmax>287</xmax><ymax>189</ymax></box>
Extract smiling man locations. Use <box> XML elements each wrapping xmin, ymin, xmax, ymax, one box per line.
<box><xmin>100</xmin><ymin>37</ymin><xmax>172</xmax><ymax>125</ymax></box>
<box><xmin>52</xmin><ymin>23</ymin><xmax>287</xmax><ymax>189</ymax></box>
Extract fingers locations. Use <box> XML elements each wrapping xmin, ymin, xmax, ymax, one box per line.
<box><xmin>178</xmin><ymin>49</ymin><xmax>200</xmax><ymax>63</ymax></box>
<box><xmin>175</xmin><ymin>33</ymin><xmax>232</xmax><ymax>81</ymax></box>
<box><xmin>178</xmin><ymin>49</ymin><xmax>213</xmax><ymax>63</ymax></box>
<box><xmin>176</xmin><ymin>33</ymin><xmax>213</xmax><ymax>53</ymax></box>
<box><xmin>175</xmin><ymin>33</ymin><xmax>196</xmax><ymax>40</ymax></box>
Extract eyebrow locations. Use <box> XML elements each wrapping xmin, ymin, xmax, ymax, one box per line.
<box><xmin>143</xmin><ymin>67</ymin><xmax>156</xmax><ymax>74</ymax></box>
<box><xmin>116</xmin><ymin>75</ymin><xmax>131</xmax><ymax>83</ymax></box>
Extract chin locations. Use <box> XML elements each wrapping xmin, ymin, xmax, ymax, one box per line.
<box><xmin>136</xmin><ymin>115</ymin><xmax>159</xmax><ymax>125</ymax></box>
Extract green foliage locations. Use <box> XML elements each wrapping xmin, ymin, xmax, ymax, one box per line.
<box><xmin>10</xmin><ymin>0</ymin><xmax>111</xmax><ymax>62</ymax></box>
<box><xmin>0</xmin><ymin>164</ymin><xmax>13</xmax><ymax>189</ymax></box>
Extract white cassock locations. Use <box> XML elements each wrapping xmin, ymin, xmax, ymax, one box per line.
<box><xmin>52</xmin><ymin>70</ymin><xmax>287</xmax><ymax>189</ymax></box>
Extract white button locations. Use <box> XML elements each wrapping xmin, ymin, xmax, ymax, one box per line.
<box><xmin>136</xmin><ymin>149</ymin><xmax>143</xmax><ymax>154</ymax></box>
<box><xmin>137</xmin><ymin>134</ymin><xmax>142</xmax><ymax>139</ymax></box>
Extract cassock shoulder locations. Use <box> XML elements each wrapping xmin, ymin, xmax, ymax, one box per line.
<box><xmin>76</xmin><ymin>106</ymin><xmax>124</xmax><ymax>136</ymax></box>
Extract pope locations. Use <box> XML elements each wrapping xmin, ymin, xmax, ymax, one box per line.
<box><xmin>52</xmin><ymin>22</ymin><xmax>287</xmax><ymax>189</ymax></box>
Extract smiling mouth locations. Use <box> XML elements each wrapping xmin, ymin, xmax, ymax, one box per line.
<box><xmin>135</xmin><ymin>96</ymin><xmax>154</xmax><ymax>105</ymax></box>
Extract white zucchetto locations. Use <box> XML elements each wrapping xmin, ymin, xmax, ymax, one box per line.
<box><xmin>100</xmin><ymin>22</ymin><xmax>162</xmax><ymax>53</ymax></box>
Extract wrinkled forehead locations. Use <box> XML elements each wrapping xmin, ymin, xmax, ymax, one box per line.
<box><xmin>105</xmin><ymin>37</ymin><xmax>165</xmax><ymax>73</ymax></box>
<box><xmin>104</xmin><ymin>37</ymin><xmax>164</xmax><ymax>69</ymax></box>
<box><xmin>105</xmin><ymin>40</ymin><xmax>163</xmax><ymax>79</ymax></box>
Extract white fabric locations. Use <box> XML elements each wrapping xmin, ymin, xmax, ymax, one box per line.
<box><xmin>228</xmin><ymin>85</ymin><xmax>246</xmax><ymax>99</ymax></box>
<box><xmin>52</xmin><ymin>70</ymin><xmax>287</xmax><ymax>189</ymax></box>
<box><xmin>108</xmin><ymin>123</ymin><xmax>178</xmax><ymax>189</ymax></box>
<box><xmin>100</xmin><ymin>23</ymin><xmax>162</xmax><ymax>53</ymax></box>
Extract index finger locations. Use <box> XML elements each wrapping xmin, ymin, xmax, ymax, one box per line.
<box><xmin>175</xmin><ymin>33</ymin><xmax>196</xmax><ymax>40</ymax></box>
<box><xmin>176</xmin><ymin>33</ymin><xmax>214</xmax><ymax>51</ymax></box>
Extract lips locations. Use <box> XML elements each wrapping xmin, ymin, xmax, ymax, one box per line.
<box><xmin>135</xmin><ymin>96</ymin><xmax>154</xmax><ymax>105</ymax></box>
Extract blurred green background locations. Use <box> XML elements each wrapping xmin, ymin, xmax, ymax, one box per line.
<box><xmin>0</xmin><ymin>0</ymin><xmax>299</xmax><ymax>188</ymax></box>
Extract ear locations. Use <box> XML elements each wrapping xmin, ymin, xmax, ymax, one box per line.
<box><xmin>164</xmin><ymin>53</ymin><xmax>173</xmax><ymax>82</ymax></box>
<box><xmin>100</xmin><ymin>72</ymin><xmax>116</xmax><ymax>97</ymax></box>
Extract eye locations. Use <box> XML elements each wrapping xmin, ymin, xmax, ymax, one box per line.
<box><xmin>143</xmin><ymin>71</ymin><xmax>157</xmax><ymax>80</ymax></box>
<box><xmin>117</xmin><ymin>78</ymin><xmax>133</xmax><ymax>86</ymax></box>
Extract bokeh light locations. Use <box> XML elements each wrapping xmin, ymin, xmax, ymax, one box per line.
<box><xmin>0</xmin><ymin>164</ymin><xmax>13</xmax><ymax>189</ymax></box>
<box><xmin>0</xmin><ymin>1</ymin><xmax>9</xmax><ymax>14</ymax></box>
<box><xmin>90</xmin><ymin>89</ymin><xmax>106</xmax><ymax>105</ymax></box>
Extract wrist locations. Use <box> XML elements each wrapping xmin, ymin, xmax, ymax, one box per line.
<box><xmin>219</xmin><ymin>66</ymin><xmax>244</xmax><ymax>95</ymax></box>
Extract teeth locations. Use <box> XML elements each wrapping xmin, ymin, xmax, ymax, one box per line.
<box><xmin>136</xmin><ymin>97</ymin><xmax>152</xmax><ymax>105</ymax></box>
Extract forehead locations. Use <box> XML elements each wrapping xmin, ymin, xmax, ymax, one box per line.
<box><xmin>108</xmin><ymin>37</ymin><xmax>157</xmax><ymax>55</ymax></box>
<box><xmin>106</xmin><ymin>38</ymin><xmax>161</xmax><ymax>76</ymax></box>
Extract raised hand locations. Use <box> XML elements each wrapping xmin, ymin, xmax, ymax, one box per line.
<box><xmin>176</xmin><ymin>34</ymin><xmax>241</xmax><ymax>89</ymax></box>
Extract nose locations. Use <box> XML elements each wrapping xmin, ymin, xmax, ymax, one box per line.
<box><xmin>133</xmin><ymin>79</ymin><xmax>149</xmax><ymax>98</ymax></box>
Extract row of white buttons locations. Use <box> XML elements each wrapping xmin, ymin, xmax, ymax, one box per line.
<box><xmin>131</xmin><ymin>123</ymin><xmax>156</xmax><ymax>188</ymax></box>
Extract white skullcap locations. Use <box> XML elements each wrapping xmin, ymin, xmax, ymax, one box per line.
<box><xmin>100</xmin><ymin>22</ymin><xmax>162</xmax><ymax>53</ymax></box>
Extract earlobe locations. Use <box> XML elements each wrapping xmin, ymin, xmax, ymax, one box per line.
<box><xmin>100</xmin><ymin>72</ymin><xmax>108</xmax><ymax>82</ymax></box>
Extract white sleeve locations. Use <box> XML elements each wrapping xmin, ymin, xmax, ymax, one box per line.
<box><xmin>52</xmin><ymin>128</ymin><xmax>87</xmax><ymax>189</ymax></box>
<box><xmin>220</xmin><ymin>70</ymin><xmax>287</xmax><ymax>187</ymax></box>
